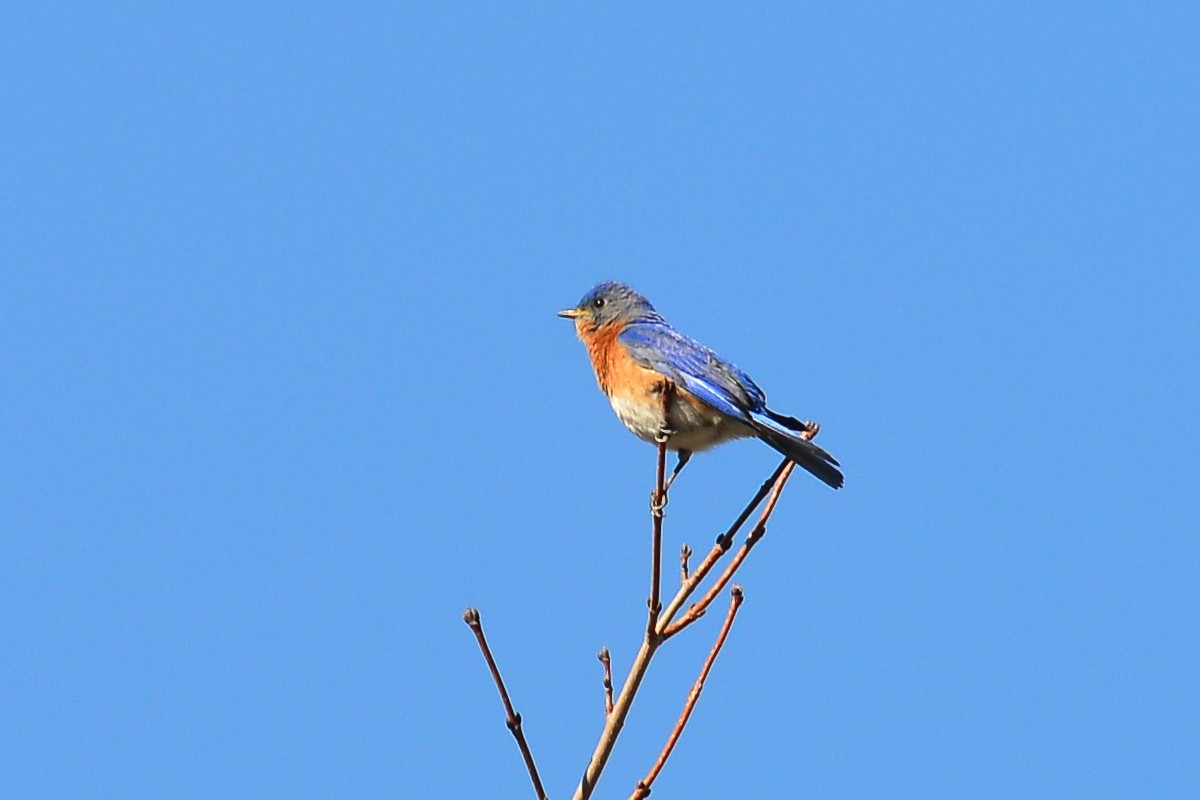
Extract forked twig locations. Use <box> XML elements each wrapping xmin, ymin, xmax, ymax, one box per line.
<box><xmin>573</xmin><ymin>456</ymin><xmax>795</xmax><ymax>800</ymax></box>
<box><xmin>463</xmin><ymin>608</ymin><xmax>549</xmax><ymax>800</ymax></box>
<box><xmin>656</xmin><ymin>457</ymin><xmax>791</xmax><ymax>636</ymax></box>
<box><xmin>598</xmin><ymin>647</ymin><xmax>614</xmax><ymax>716</ymax></box>
<box><xmin>663</xmin><ymin>461</ymin><xmax>795</xmax><ymax>638</ymax></box>
<box><xmin>575</xmin><ymin>619</ymin><xmax>662</xmax><ymax>798</ymax></box>
<box><xmin>469</xmin><ymin>402</ymin><xmax>820</xmax><ymax>799</ymax></box>
<box><xmin>629</xmin><ymin>587</ymin><xmax>746</xmax><ymax>800</ymax></box>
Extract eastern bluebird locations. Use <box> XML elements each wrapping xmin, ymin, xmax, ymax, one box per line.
<box><xmin>558</xmin><ymin>281</ymin><xmax>843</xmax><ymax>489</ymax></box>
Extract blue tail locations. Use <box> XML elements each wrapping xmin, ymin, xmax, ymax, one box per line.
<box><xmin>750</xmin><ymin>412</ymin><xmax>844</xmax><ymax>490</ymax></box>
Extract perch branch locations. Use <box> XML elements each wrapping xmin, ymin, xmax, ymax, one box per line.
<box><xmin>575</xmin><ymin>420</ymin><xmax>808</xmax><ymax>798</ymax></box>
<box><xmin>630</xmin><ymin>586</ymin><xmax>746</xmax><ymax>800</ymax></box>
<box><xmin>647</xmin><ymin>381</ymin><xmax>673</xmax><ymax>636</ymax></box>
<box><xmin>463</xmin><ymin>608</ymin><xmax>548</xmax><ymax>800</ymax></box>
<box><xmin>574</xmin><ymin>404</ymin><xmax>673</xmax><ymax>800</ymax></box>
<box><xmin>648</xmin><ymin>436</ymin><xmax>667</xmax><ymax>636</ymax></box>
<box><xmin>574</xmin><ymin>456</ymin><xmax>792</xmax><ymax>799</ymax></box>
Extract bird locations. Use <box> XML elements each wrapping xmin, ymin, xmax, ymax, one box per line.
<box><xmin>558</xmin><ymin>281</ymin><xmax>843</xmax><ymax>489</ymax></box>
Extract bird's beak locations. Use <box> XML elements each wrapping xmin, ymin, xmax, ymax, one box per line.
<box><xmin>557</xmin><ymin>308</ymin><xmax>582</xmax><ymax>319</ymax></box>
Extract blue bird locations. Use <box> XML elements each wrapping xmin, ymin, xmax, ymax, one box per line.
<box><xmin>559</xmin><ymin>281</ymin><xmax>843</xmax><ymax>489</ymax></box>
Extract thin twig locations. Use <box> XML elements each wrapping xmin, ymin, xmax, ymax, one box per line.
<box><xmin>647</xmin><ymin>382</ymin><xmax>673</xmax><ymax>637</ymax></box>
<box><xmin>715</xmin><ymin>457</ymin><xmax>791</xmax><ymax>549</ymax></box>
<box><xmin>463</xmin><ymin>608</ymin><xmax>549</xmax><ymax>800</ymax></box>
<box><xmin>664</xmin><ymin>461</ymin><xmax>795</xmax><ymax>639</ymax></box>
<box><xmin>680</xmin><ymin>543</ymin><xmax>692</xmax><ymax>583</ymax></box>
<box><xmin>630</xmin><ymin>587</ymin><xmax>746</xmax><ymax>800</ymax></box>
<box><xmin>656</xmin><ymin>458</ymin><xmax>790</xmax><ymax>634</ymax></box>
<box><xmin>648</xmin><ymin>437</ymin><xmax>667</xmax><ymax>637</ymax></box>
<box><xmin>598</xmin><ymin>647</ymin><xmax>614</xmax><ymax>716</ymax></box>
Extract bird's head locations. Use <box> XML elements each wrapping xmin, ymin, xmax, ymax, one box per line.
<box><xmin>557</xmin><ymin>281</ymin><xmax>660</xmax><ymax>332</ymax></box>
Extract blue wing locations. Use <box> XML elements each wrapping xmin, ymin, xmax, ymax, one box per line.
<box><xmin>620</xmin><ymin>321</ymin><xmax>844</xmax><ymax>488</ymax></box>
<box><xmin>617</xmin><ymin>322</ymin><xmax>766</xmax><ymax>421</ymax></box>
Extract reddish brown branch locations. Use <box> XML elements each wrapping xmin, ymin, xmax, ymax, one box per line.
<box><xmin>715</xmin><ymin>457</ymin><xmax>791</xmax><ymax>549</ymax></box>
<box><xmin>648</xmin><ymin>437</ymin><xmax>667</xmax><ymax>637</ymax></box>
<box><xmin>575</xmin><ymin>417</ymin><xmax>675</xmax><ymax>800</ymax></box>
<box><xmin>575</xmin><ymin>634</ymin><xmax>661</xmax><ymax>798</ymax></box>
<box><xmin>647</xmin><ymin>383</ymin><xmax>673</xmax><ymax>637</ymax></box>
<box><xmin>663</xmin><ymin>461</ymin><xmax>795</xmax><ymax>638</ymax></box>
<box><xmin>630</xmin><ymin>587</ymin><xmax>746</xmax><ymax>800</ymax></box>
<box><xmin>598</xmin><ymin>647</ymin><xmax>614</xmax><ymax>716</ymax></box>
<box><xmin>575</xmin><ymin>446</ymin><xmax>795</xmax><ymax>800</ymax></box>
<box><xmin>656</xmin><ymin>457</ymin><xmax>790</xmax><ymax>635</ymax></box>
<box><xmin>680</xmin><ymin>543</ymin><xmax>692</xmax><ymax>583</ymax></box>
<box><xmin>462</xmin><ymin>608</ymin><xmax>548</xmax><ymax>800</ymax></box>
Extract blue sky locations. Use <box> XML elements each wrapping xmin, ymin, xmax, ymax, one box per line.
<box><xmin>2</xmin><ymin>3</ymin><xmax>1197</xmax><ymax>798</ymax></box>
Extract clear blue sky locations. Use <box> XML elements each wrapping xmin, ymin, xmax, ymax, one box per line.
<box><xmin>3</xmin><ymin>4</ymin><xmax>1197</xmax><ymax>798</ymax></box>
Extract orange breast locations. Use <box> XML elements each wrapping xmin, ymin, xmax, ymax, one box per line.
<box><xmin>578</xmin><ymin>320</ymin><xmax>662</xmax><ymax>399</ymax></box>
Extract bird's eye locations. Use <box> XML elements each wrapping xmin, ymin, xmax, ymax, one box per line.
<box><xmin>593</xmin><ymin>297</ymin><xmax>606</xmax><ymax>309</ymax></box>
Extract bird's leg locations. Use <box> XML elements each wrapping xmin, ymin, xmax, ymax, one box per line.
<box><xmin>663</xmin><ymin>449</ymin><xmax>692</xmax><ymax>493</ymax></box>
<box><xmin>798</xmin><ymin>420</ymin><xmax>820</xmax><ymax>441</ymax></box>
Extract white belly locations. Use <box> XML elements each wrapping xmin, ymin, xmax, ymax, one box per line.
<box><xmin>608</xmin><ymin>393</ymin><xmax>753</xmax><ymax>452</ymax></box>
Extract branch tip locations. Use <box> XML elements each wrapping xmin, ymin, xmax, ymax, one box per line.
<box><xmin>598</xmin><ymin>646</ymin><xmax>615</xmax><ymax>716</ymax></box>
<box><xmin>463</xmin><ymin>607</ymin><xmax>548</xmax><ymax>800</ymax></box>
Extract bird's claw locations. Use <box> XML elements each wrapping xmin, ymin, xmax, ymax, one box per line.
<box><xmin>799</xmin><ymin>420</ymin><xmax>820</xmax><ymax>441</ymax></box>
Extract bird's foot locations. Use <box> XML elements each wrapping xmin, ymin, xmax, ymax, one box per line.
<box><xmin>798</xmin><ymin>420</ymin><xmax>820</xmax><ymax>441</ymax></box>
<box><xmin>650</xmin><ymin>489</ymin><xmax>668</xmax><ymax>515</ymax></box>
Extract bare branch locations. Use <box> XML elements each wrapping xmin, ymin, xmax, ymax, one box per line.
<box><xmin>463</xmin><ymin>608</ymin><xmax>549</xmax><ymax>800</ymax></box>
<box><xmin>647</xmin><ymin>381</ymin><xmax>674</xmax><ymax>637</ymax></box>
<box><xmin>574</xmin><ymin>455</ymin><xmax>792</xmax><ymax>800</ymax></box>
<box><xmin>598</xmin><ymin>647</ymin><xmax>614</xmax><ymax>717</ymax></box>
<box><xmin>574</xmin><ymin>413</ymin><xmax>674</xmax><ymax>800</ymax></box>
<box><xmin>680</xmin><ymin>543</ymin><xmax>693</xmax><ymax>583</ymax></box>
<box><xmin>648</xmin><ymin>437</ymin><xmax>667</xmax><ymax>637</ymax></box>
<box><xmin>656</xmin><ymin>457</ymin><xmax>790</xmax><ymax>635</ymax></box>
<box><xmin>663</xmin><ymin>461</ymin><xmax>795</xmax><ymax>639</ymax></box>
<box><xmin>629</xmin><ymin>586</ymin><xmax>746</xmax><ymax>800</ymax></box>
<box><xmin>575</xmin><ymin>633</ymin><xmax>660</xmax><ymax>799</ymax></box>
